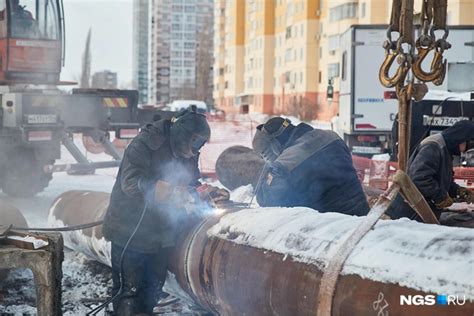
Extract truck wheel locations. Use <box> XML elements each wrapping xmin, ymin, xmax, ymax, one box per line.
<box><xmin>2</xmin><ymin>150</ymin><xmax>53</xmax><ymax>197</ymax></box>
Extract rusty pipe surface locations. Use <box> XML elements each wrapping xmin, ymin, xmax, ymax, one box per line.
<box><xmin>48</xmin><ymin>190</ymin><xmax>111</xmax><ymax>266</ymax></box>
<box><xmin>49</xmin><ymin>191</ymin><xmax>474</xmax><ymax>315</ymax></box>
<box><xmin>172</xmin><ymin>208</ymin><xmax>474</xmax><ymax>315</ymax></box>
<box><xmin>0</xmin><ymin>200</ymin><xmax>28</xmax><ymax>228</ymax></box>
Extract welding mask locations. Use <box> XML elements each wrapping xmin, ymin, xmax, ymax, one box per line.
<box><xmin>252</xmin><ymin>118</ymin><xmax>291</xmax><ymax>162</ymax></box>
<box><xmin>170</xmin><ymin>106</ymin><xmax>210</xmax><ymax>159</ymax></box>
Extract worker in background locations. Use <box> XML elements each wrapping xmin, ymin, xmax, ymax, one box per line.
<box><xmin>103</xmin><ymin>106</ymin><xmax>229</xmax><ymax>316</ymax></box>
<box><xmin>252</xmin><ymin>117</ymin><xmax>370</xmax><ymax>216</ymax></box>
<box><xmin>9</xmin><ymin>0</ymin><xmax>37</xmax><ymax>38</ymax></box>
<box><xmin>387</xmin><ymin>120</ymin><xmax>474</xmax><ymax>220</ymax></box>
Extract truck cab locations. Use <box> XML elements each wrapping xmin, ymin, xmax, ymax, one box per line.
<box><xmin>0</xmin><ymin>0</ymin><xmax>63</xmax><ymax>84</ymax></box>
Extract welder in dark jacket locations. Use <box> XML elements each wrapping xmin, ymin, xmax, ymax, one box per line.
<box><xmin>252</xmin><ymin>117</ymin><xmax>369</xmax><ymax>216</ymax></box>
<box><xmin>387</xmin><ymin>120</ymin><xmax>474</xmax><ymax>220</ymax></box>
<box><xmin>103</xmin><ymin>107</ymin><xmax>229</xmax><ymax>315</ymax></box>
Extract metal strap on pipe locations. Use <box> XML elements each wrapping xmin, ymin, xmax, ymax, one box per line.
<box><xmin>389</xmin><ymin>0</ymin><xmax>401</xmax><ymax>32</ymax></box>
<box><xmin>433</xmin><ymin>0</ymin><xmax>448</xmax><ymax>30</ymax></box>
<box><xmin>400</xmin><ymin>0</ymin><xmax>415</xmax><ymax>44</ymax></box>
<box><xmin>316</xmin><ymin>180</ymin><xmax>401</xmax><ymax>316</ymax></box>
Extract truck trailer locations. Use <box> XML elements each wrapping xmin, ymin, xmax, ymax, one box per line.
<box><xmin>338</xmin><ymin>25</ymin><xmax>474</xmax><ymax>156</ymax></box>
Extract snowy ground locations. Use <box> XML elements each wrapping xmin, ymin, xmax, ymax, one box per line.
<box><xmin>0</xmin><ymin>139</ymin><xmax>118</xmax><ymax>315</ymax></box>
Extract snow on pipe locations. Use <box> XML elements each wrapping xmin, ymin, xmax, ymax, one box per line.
<box><xmin>48</xmin><ymin>191</ymin><xmax>474</xmax><ymax>315</ymax></box>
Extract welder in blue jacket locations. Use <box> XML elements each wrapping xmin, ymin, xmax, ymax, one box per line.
<box><xmin>252</xmin><ymin>117</ymin><xmax>369</xmax><ymax>216</ymax></box>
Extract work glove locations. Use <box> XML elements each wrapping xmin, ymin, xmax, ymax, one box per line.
<box><xmin>196</xmin><ymin>184</ymin><xmax>230</xmax><ymax>205</ymax></box>
<box><xmin>458</xmin><ymin>187</ymin><xmax>474</xmax><ymax>204</ymax></box>
<box><xmin>154</xmin><ymin>180</ymin><xmax>195</xmax><ymax>207</ymax></box>
<box><xmin>434</xmin><ymin>194</ymin><xmax>454</xmax><ymax>209</ymax></box>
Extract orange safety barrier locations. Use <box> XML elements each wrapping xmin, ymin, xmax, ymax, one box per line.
<box><xmin>352</xmin><ymin>155</ymin><xmax>398</xmax><ymax>190</ymax></box>
<box><xmin>352</xmin><ymin>155</ymin><xmax>474</xmax><ymax>191</ymax></box>
<box><xmin>454</xmin><ymin>167</ymin><xmax>474</xmax><ymax>189</ymax></box>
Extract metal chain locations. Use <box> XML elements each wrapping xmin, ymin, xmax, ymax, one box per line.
<box><xmin>380</xmin><ymin>0</ymin><xmax>450</xmax><ymax>170</ymax></box>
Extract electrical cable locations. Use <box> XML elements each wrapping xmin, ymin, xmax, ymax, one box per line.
<box><xmin>86</xmin><ymin>202</ymin><xmax>149</xmax><ymax>316</ymax></box>
<box><xmin>248</xmin><ymin>161</ymin><xmax>269</xmax><ymax>208</ymax></box>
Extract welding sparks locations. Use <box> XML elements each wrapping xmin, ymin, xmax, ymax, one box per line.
<box><xmin>212</xmin><ymin>208</ymin><xmax>227</xmax><ymax>216</ymax></box>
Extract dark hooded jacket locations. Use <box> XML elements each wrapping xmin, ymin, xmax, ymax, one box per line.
<box><xmin>103</xmin><ymin>119</ymin><xmax>201</xmax><ymax>253</ymax></box>
<box><xmin>256</xmin><ymin>123</ymin><xmax>369</xmax><ymax>216</ymax></box>
<box><xmin>387</xmin><ymin>120</ymin><xmax>474</xmax><ymax>220</ymax></box>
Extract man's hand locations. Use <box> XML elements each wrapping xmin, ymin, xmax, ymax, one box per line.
<box><xmin>458</xmin><ymin>187</ymin><xmax>474</xmax><ymax>204</ymax></box>
<box><xmin>435</xmin><ymin>194</ymin><xmax>454</xmax><ymax>209</ymax></box>
<box><xmin>197</xmin><ymin>184</ymin><xmax>230</xmax><ymax>204</ymax></box>
<box><xmin>154</xmin><ymin>180</ymin><xmax>173</xmax><ymax>202</ymax></box>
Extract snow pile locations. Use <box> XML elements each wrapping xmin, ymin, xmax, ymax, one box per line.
<box><xmin>0</xmin><ymin>269</ymin><xmax>36</xmax><ymax>314</ymax></box>
<box><xmin>0</xmin><ymin>251</ymin><xmax>112</xmax><ymax>316</ymax></box>
<box><xmin>230</xmin><ymin>184</ymin><xmax>255</xmax><ymax>205</ymax></box>
<box><xmin>209</xmin><ymin>207</ymin><xmax>474</xmax><ymax>298</ymax></box>
<box><xmin>6</xmin><ymin>235</ymin><xmax>49</xmax><ymax>249</ymax></box>
<box><xmin>62</xmin><ymin>251</ymin><xmax>112</xmax><ymax>316</ymax></box>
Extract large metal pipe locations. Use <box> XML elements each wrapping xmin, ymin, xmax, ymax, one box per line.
<box><xmin>0</xmin><ymin>200</ymin><xmax>28</xmax><ymax>228</ymax></box>
<box><xmin>48</xmin><ymin>191</ymin><xmax>111</xmax><ymax>266</ymax></box>
<box><xmin>49</xmin><ymin>191</ymin><xmax>474</xmax><ymax>315</ymax></box>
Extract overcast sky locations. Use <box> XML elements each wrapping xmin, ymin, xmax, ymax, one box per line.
<box><xmin>62</xmin><ymin>0</ymin><xmax>133</xmax><ymax>86</ymax></box>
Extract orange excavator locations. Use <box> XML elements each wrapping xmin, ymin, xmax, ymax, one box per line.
<box><xmin>0</xmin><ymin>0</ymin><xmax>154</xmax><ymax>197</ymax></box>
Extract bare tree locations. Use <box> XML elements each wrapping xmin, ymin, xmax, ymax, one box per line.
<box><xmin>195</xmin><ymin>19</ymin><xmax>213</xmax><ymax>105</ymax></box>
<box><xmin>287</xmin><ymin>96</ymin><xmax>317</xmax><ymax>121</ymax></box>
<box><xmin>174</xmin><ymin>80</ymin><xmax>197</xmax><ymax>100</ymax></box>
<box><xmin>80</xmin><ymin>29</ymin><xmax>92</xmax><ymax>88</ymax></box>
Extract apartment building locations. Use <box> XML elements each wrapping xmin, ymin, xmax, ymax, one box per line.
<box><xmin>132</xmin><ymin>0</ymin><xmax>149</xmax><ymax>104</ymax></box>
<box><xmin>91</xmin><ymin>70</ymin><xmax>118</xmax><ymax>89</ymax></box>
<box><xmin>147</xmin><ymin>0</ymin><xmax>214</xmax><ymax>106</ymax></box>
<box><xmin>214</xmin><ymin>0</ymin><xmax>474</xmax><ymax>120</ymax></box>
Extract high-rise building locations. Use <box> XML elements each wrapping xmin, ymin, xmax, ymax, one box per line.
<box><xmin>91</xmin><ymin>70</ymin><xmax>118</xmax><ymax>89</ymax></box>
<box><xmin>132</xmin><ymin>0</ymin><xmax>149</xmax><ymax>104</ymax></box>
<box><xmin>148</xmin><ymin>0</ymin><xmax>214</xmax><ymax>106</ymax></box>
<box><xmin>215</xmin><ymin>0</ymin><xmax>474</xmax><ymax>120</ymax></box>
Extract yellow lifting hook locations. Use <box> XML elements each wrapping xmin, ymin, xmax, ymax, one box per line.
<box><xmin>412</xmin><ymin>41</ymin><xmax>446</xmax><ymax>83</ymax></box>
<box><xmin>379</xmin><ymin>51</ymin><xmax>410</xmax><ymax>88</ymax></box>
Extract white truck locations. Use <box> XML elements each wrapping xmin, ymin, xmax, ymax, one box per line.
<box><xmin>338</xmin><ymin>25</ymin><xmax>474</xmax><ymax>156</ymax></box>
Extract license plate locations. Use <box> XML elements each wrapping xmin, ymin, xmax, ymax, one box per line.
<box><xmin>26</xmin><ymin>114</ymin><xmax>57</xmax><ymax>124</ymax></box>
<box><xmin>352</xmin><ymin>146</ymin><xmax>382</xmax><ymax>154</ymax></box>
<box><xmin>27</xmin><ymin>131</ymin><xmax>52</xmax><ymax>142</ymax></box>
<box><xmin>423</xmin><ymin>115</ymin><xmax>469</xmax><ymax>127</ymax></box>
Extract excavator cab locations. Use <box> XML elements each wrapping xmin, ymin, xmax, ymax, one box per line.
<box><xmin>0</xmin><ymin>0</ymin><xmax>63</xmax><ymax>84</ymax></box>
